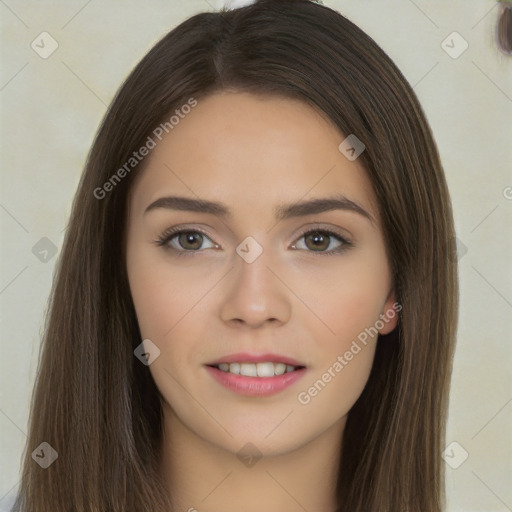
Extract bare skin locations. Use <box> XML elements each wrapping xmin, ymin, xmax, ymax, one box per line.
<box><xmin>125</xmin><ymin>91</ymin><xmax>398</xmax><ymax>511</ymax></box>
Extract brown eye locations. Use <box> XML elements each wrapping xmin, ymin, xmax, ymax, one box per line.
<box><xmin>155</xmin><ymin>229</ymin><xmax>217</xmax><ymax>253</ymax></box>
<box><xmin>304</xmin><ymin>231</ymin><xmax>331</xmax><ymax>251</ymax></box>
<box><xmin>177</xmin><ymin>232</ymin><xmax>204</xmax><ymax>250</ymax></box>
<box><xmin>292</xmin><ymin>228</ymin><xmax>352</xmax><ymax>255</ymax></box>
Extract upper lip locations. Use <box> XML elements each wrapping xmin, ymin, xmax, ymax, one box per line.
<box><xmin>206</xmin><ymin>352</ymin><xmax>306</xmax><ymax>367</ymax></box>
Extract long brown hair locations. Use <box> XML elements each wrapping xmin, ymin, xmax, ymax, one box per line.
<box><xmin>13</xmin><ymin>1</ymin><xmax>458</xmax><ymax>510</ymax></box>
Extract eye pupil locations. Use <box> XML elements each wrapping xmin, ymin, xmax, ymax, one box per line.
<box><xmin>179</xmin><ymin>232</ymin><xmax>203</xmax><ymax>250</ymax></box>
<box><xmin>305</xmin><ymin>232</ymin><xmax>329</xmax><ymax>251</ymax></box>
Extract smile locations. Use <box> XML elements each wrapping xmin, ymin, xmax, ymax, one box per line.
<box><xmin>212</xmin><ymin>361</ymin><xmax>302</xmax><ymax>377</ymax></box>
<box><xmin>205</xmin><ymin>352</ymin><xmax>307</xmax><ymax>396</ymax></box>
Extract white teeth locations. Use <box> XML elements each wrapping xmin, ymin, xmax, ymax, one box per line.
<box><xmin>229</xmin><ymin>362</ymin><xmax>240</xmax><ymax>375</ymax></box>
<box><xmin>256</xmin><ymin>362</ymin><xmax>274</xmax><ymax>377</ymax></box>
<box><xmin>240</xmin><ymin>363</ymin><xmax>258</xmax><ymax>376</ymax></box>
<box><xmin>274</xmin><ymin>363</ymin><xmax>286</xmax><ymax>375</ymax></box>
<box><xmin>215</xmin><ymin>362</ymin><xmax>299</xmax><ymax>377</ymax></box>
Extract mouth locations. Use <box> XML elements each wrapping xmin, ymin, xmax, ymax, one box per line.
<box><xmin>207</xmin><ymin>361</ymin><xmax>305</xmax><ymax>377</ymax></box>
<box><xmin>204</xmin><ymin>353</ymin><xmax>307</xmax><ymax>397</ymax></box>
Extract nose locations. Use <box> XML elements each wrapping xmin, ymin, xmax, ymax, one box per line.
<box><xmin>219</xmin><ymin>248</ymin><xmax>292</xmax><ymax>329</ymax></box>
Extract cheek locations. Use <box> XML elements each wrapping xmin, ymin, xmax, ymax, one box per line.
<box><xmin>296</xmin><ymin>342</ymin><xmax>377</xmax><ymax>429</ymax></box>
<box><xmin>126</xmin><ymin>242</ymin><xmax>211</xmax><ymax>341</ymax></box>
<box><xmin>288</xmin><ymin>253</ymin><xmax>388</xmax><ymax>412</ymax></box>
<box><xmin>291</xmin><ymin>253</ymin><xmax>390</xmax><ymax>352</ymax></box>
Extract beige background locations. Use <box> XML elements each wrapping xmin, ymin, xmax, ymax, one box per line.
<box><xmin>1</xmin><ymin>1</ymin><xmax>511</xmax><ymax>510</ymax></box>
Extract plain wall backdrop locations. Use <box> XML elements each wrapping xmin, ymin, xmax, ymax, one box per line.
<box><xmin>1</xmin><ymin>1</ymin><xmax>511</xmax><ymax>510</ymax></box>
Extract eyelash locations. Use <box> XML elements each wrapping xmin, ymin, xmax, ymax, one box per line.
<box><xmin>154</xmin><ymin>226</ymin><xmax>353</xmax><ymax>257</ymax></box>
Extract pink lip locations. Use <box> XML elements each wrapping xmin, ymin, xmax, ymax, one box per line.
<box><xmin>205</xmin><ymin>365</ymin><xmax>307</xmax><ymax>397</ymax></box>
<box><xmin>206</xmin><ymin>352</ymin><xmax>305</xmax><ymax>367</ymax></box>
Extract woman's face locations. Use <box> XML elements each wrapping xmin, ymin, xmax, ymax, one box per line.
<box><xmin>125</xmin><ymin>91</ymin><xmax>398</xmax><ymax>458</ymax></box>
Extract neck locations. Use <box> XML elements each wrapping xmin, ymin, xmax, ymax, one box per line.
<box><xmin>159</xmin><ymin>402</ymin><xmax>344</xmax><ymax>512</ymax></box>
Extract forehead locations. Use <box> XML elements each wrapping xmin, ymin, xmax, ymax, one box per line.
<box><xmin>128</xmin><ymin>91</ymin><xmax>379</xmax><ymax>223</ymax></box>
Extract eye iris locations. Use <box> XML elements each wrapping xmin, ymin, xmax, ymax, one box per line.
<box><xmin>179</xmin><ymin>232</ymin><xmax>203</xmax><ymax>250</ymax></box>
<box><xmin>305</xmin><ymin>232</ymin><xmax>329</xmax><ymax>251</ymax></box>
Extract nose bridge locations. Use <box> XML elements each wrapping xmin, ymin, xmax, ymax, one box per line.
<box><xmin>219</xmin><ymin>238</ymin><xmax>291</xmax><ymax>328</ymax></box>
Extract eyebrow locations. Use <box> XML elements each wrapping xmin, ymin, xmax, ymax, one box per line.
<box><xmin>143</xmin><ymin>194</ymin><xmax>374</xmax><ymax>224</ymax></box>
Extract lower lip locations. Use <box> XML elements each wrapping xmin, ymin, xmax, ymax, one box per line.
<box><xmin>205</xmin><ymin>365</ymin><xmax>306</xmax><ymax>397</ymax></box>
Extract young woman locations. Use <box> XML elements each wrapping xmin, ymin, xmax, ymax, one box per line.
<box><xmin>12</xmin><ymin>0</ymin><xmax>459</xmax><ymax>510</ymax></box>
